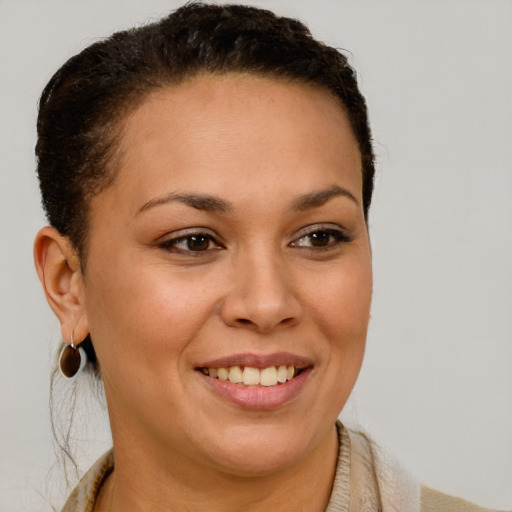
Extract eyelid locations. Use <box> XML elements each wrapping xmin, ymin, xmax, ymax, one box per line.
<box><xmin>291</xmin><ymin>223</ymin><xmax>351</xmax><ymax>241</ymax></box>
<box><xmin>158</xmin><ymin>226</ymin><xmax>219</xmax><ymax>240</ymax></box>
<box><xmin>289</xmin><ymin>223</ymin><xmax>352</xmax><ymax>249</ymax></box>
<box><xmin>157</xmin><ymin>227</ymin><xmax>225</xmax><ymax>253</ymax></box>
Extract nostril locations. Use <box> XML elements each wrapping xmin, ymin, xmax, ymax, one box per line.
<box><xmin>234</xmin><ymin>316</ymin><xmax>295</xmax><ymax>330</ymax></box>
<box><xmin>236</xmin><ymin>318</ymin><xmax>253</xmax><ymax>326</ymax></box>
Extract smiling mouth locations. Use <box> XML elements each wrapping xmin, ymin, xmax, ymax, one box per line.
<box><xmin>198</xmin><ymin>365</ymin><xmax>306</xmax><ymax>387</ymax></box>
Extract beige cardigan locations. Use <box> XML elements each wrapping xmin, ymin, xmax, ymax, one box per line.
<box><xmin>62</xmin><ymin>422</ymin><xmax>505</xmax><ymax>512</ymax></box>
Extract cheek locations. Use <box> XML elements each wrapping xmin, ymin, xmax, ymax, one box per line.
<box><xmin>83</xmin><ymin>257</ymin><xmax>220</xmax><ymax>377</ymax></box>
<box><xmin>305</xmin><ymin>254</ymin><xmax>372</xmax><ymax>340</ymax></box>
<box><xmin>291</xmin><ymin>255</ymin><xmax>371</xmax><ymax>422</ymax></box>
<box><xmin>305</xmin><ymin>254</ymin><xmax>372</xmax><ymax>387</ymax></box>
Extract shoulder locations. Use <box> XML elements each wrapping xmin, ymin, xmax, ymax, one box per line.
<box><xmin>421</xmin><ymin>486</ymin><xmax>510</xmax><ymax>512</ymax></box>
<box><xmin>61</xmin><ymin>449</ymin><xmax>114</xmax><ymax>512</ymax></box>
<box><xmin>342</xmin><ymin>423</ymin><xmax>508</xmax><ymax>512</ymax></box>
<box><xmin>421</xmin><ymin>485</ymin><xmax>509</xmax><ymax>512</ymax></box>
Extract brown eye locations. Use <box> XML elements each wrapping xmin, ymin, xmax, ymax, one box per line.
<box><xmin>291</xmin><ymin>227</ymin><xmax>350</xmax><ymax>249</ymax></box>
<box><xmin>308</xmin><ymin>231</ymin><xmax>331</xmax><ymax>247</ymax></box>
<box><xmin>186</xmin><ymin>235</ymin><xmax>211</xmax><ymax>251</ymax></box>
<box><xmin>159</xmin><ymin>231</ymin><xmax>223</xmax><ymax>254</ymax></box>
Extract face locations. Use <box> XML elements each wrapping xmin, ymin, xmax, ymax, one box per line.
<box><xmin>80</xmin><ymin>74</ymin><xmax>372</xmax><ymax>477</ymax></box>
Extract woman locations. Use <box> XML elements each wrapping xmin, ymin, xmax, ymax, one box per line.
<box><xmin>32</xmin><ymin>3</ymin><xmax>507</xmax><ymax>511</ymax></box>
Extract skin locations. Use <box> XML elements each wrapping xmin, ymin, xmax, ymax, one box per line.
<box><xmin>35</xmin><ymin>74</ymin><xmax>372</xmax><ymax>511</ymax></box>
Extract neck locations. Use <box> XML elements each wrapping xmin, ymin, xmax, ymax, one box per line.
<box><xmin>95</xmin><ymin>425</ymin><xmax>339</xmax><ymax>512</ymax></box>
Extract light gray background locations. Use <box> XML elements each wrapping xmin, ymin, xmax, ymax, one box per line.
<box><xmin>1</xmin><ymin>0</ymin><xmax>511</xmax><ymax>510</ymax></box>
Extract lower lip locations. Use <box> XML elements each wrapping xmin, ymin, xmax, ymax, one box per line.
<box><xmin>199</xmin><ymin>368</ymin><xmax>311</xmax><ymax>410</ymax></box>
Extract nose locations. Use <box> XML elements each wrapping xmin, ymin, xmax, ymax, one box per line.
<box><xmin>220</xmin><ymin>249</ymin><xmax>303</xmax><ymax>333</ymax></box>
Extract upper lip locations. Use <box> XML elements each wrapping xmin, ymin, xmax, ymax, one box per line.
<box><xmin>198</xmin><ymin>352</ymin><xmax>313</xmax><ymax>369</ymax></box>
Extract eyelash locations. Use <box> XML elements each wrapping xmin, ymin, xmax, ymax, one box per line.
<box><xmin>158</xmin><ymin>231</ymin><xmax>224</xmax><ymax>255</ymax></box>
<box><xmin>289</xmin><ymin>226</ymin><xmax>351</xmax><ymax>251</ymax></box>
<box><xmin>158</xmin><ymin>225</ymin><xmax>351</xmax><ymax>256</ymax></box>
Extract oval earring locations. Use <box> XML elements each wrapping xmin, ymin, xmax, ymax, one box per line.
<box><xmin>59</xmin><ymin>331</ymin><xmax>87</xmax><ymax>379</ymax></box>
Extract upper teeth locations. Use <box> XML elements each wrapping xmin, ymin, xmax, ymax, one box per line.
<box><xmin>201</xmin><ymin>365</ymin><xmax>297</xmax><ymax>387</ymax></box>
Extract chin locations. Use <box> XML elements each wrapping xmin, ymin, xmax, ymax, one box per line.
<box><xmin>199</xmin><ymin>420</ymin><xmax>325</xmax><ymax>478</ymax></box>
<box><xmin>213</xmin><ymin>444</ymin><xmax>306</xmax><ymax>478</ymax></box>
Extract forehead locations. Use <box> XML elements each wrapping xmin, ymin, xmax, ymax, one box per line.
<box><xmin>105</xmin><ymin>73</ymin><xmax>362</xmax><ymax>211</ymax></box>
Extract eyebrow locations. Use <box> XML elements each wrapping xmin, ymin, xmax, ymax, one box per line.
<box><xmin>137</xmin><ymin>192</ymin><xmax>233</xmax><ymax>215</ymax></box>
<box><xmin>292</xmin><ymin>185</ymin><xmax>359</xmax><ymax>211</ymax></box>
<box><xmin>137</xmin><ymin>184</ymin><xmax>358</xmax><ymax>216</ymax></box>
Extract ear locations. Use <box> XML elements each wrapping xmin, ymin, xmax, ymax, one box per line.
<box><xmin>34</xmin><ymin>226</ymin><xmax>89</xmax><ymax>344</ymax></box>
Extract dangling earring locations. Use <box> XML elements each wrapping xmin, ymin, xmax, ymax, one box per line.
<box><xmin>59</xmin><ymin>331</ymin><xmax>87</xmax><ymax>379</ymax></box>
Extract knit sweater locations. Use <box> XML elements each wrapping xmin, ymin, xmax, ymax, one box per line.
<box><xmin>61</xmin><ymin>422</ymin><xmax>506</xmax><ymax>512</ymax></box>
